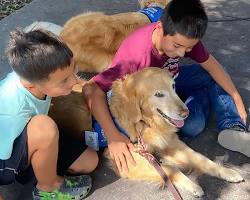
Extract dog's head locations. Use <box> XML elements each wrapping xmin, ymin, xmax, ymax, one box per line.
<box><xmin>111</xmin><ymin>67</ymin><xmax>188</xmax><ymax>142</ymax></box>
<box><xmin>138</xmin><ymin>0</ymin><xmax>171</xmax><ymax>9</ymax></box>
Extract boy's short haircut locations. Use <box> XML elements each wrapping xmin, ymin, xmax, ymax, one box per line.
<box><xmin>6</xmin><ymin>29</ymin><xmax>73</xmax><ymax>83</ymax></box>
<box><xmin>160</xmin><ymin>0</ymin><xmax>208</xmax><ymax>39</ymax></box>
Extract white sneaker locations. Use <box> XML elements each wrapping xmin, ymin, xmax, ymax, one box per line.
<box><xmin>218</xmin><ymin>129</ymin><xmax>250</xmax><ymax>157</ymax></box>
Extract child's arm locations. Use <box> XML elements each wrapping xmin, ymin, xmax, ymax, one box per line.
<box><xmin>83</xmin><ymin>81</ymin><xmax>136</xmax><ymax>173</ymax></box>
<box><xmin>201</xmin><ymin>54</ymin><xmax>247</xmax><ymax>124</ymax></box>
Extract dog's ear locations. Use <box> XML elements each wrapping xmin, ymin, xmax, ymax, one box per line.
<box><xmin>111</xmin><ymin>78</ymin><xmax>143</xmax><ymax>136</ymax></box>
<box><xmin>122</xmin><ymin>85</ymin><xmax>142</xmax><ymax>124</ymax></box>
<box><xmin>112</xmin><ymin>80</ymin><xmax>142</xmax><ymax>123</ymax></box>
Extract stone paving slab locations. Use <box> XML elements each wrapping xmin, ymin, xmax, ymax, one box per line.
<box><xmin>0</xmin><ymin>0</ymin><xmax>250</xmax><ymax>199</ymax></box>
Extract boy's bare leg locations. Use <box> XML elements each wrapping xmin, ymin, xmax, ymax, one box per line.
<box><xmin>68</xmin><ymin>147</ymin><xmax>98</xmax><ymax>174</ymax></box>
<box><xmin>27</xmin><ymin>115</ymin><xmax>63</xmax><ymax>192</ymax></box>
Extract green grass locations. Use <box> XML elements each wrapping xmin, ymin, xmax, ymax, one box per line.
<box><xmin>0</xmin><ymin>0</ymin><xmax>32</xmax><ymax>20</ymax></box>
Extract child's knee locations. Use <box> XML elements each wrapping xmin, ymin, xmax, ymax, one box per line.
<box><xmin>27</xmin><ymin>115</ymin><xmax>59</xmax><ymax>144</ymax></box>
<box><xmin>180</xmin><ymin>111</ymin><xmax>206</xmax><ymax>138</ymax></box>
<box><xmin>181</xmin><ymin>120</ymin><xmax>205</xmax><ymax>137</ymax></box>
<box><xmin>181</xmin><ymin>97</ymin><xmax>208</xmax><ymax>137</ymax></box>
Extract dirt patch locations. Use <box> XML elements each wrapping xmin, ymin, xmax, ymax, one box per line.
<box><xmin>0</xmin><ymin>0</ymin><xmax>32</xmax><ymax>20</ymax></box>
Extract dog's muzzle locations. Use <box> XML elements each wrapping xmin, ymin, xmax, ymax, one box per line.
<box><xmin>157</xmin><ymin>108</ymin><xmax>185</xmax><ymax>128</ymax></box>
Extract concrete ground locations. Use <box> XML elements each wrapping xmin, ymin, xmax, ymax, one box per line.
<box><xmin>0</xmin><ymin>0</ymin><xmax>250</xmax><ymax>199</ymax></box>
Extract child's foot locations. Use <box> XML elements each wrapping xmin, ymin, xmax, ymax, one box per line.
<box><xmin>218</xmin><ymin>129</ymin><xmax>250</xmax><ymax>157</ymax></box>
<box><xmin>33</xmin><ymin>175</ymin><xmax>92</xmax><ymax>200</ymax></box>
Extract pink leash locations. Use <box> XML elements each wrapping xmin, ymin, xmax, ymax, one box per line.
<box><xmin>137</xmin><ymin>135</ymin><xmax>183</xmax><ymax>200</ymax></box>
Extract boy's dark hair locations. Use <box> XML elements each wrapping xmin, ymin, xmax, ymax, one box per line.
<box><xmin>6</xmin><ymin>29</ymin><xmax>73</xmax><ymax>82</ymax></box>
<box><xmin>160</xmin><ymin>0</ymin><xmax>208</xmax><ymax>39</ymax></box>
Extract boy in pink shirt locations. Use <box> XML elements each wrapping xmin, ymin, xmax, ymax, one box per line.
<box><xmin>84</xmin><ymin>0</ymin><xmax>250</xmax><ymax>173</ymax></box>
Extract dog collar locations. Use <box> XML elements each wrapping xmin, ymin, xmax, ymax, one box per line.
<box><xmin>138</xmin><ymin>6</ymin><xmax>163</xmax><ymax>22</ymax></box>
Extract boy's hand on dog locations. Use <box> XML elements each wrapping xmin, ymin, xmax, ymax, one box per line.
<box><xmin>108</xmin><ymin>133</ymin><xmax>136</xmax><ymax>173</ymax></box>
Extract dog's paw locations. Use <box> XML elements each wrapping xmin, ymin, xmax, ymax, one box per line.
<box><xmin>190</xmin><ymin>184</ymin><xmax>204</xmax><ymax>198</ymax></box>
<box><xmin>180</xmin><ymin>182</ymin><xmax>204</xmax><ymax>198</ymax></box>
<box><xmin>220</xmin><ymin>168</ymin><xmax>244</xmax><ymax>183</ymax></box>
<box><xmin>175</xmin><ymin>176</ymin><xmax>204</xmax><ymax>197</ymax></box>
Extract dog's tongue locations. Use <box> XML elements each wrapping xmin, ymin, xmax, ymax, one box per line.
<box><xmin>172</xmin><ymin>119</ymin><xmax>184</xmax><ymax>128</ymax></box>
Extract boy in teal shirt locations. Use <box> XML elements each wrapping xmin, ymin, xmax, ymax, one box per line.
<box><xmin>0</xmin><ymin>29</ymin><xmax>98</xmax><ymax>199</ymax></box>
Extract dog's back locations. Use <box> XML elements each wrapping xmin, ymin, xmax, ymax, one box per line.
<box><xmin>60</xmin><ymin>0</ymin><xmax>171</xmax><ymax>72</ymax></box>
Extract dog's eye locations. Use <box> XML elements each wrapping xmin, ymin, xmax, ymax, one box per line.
<box><xmin>155</xmin><ymin>92</ymin><xmax>164</xmax><ymax>97</ymax></box>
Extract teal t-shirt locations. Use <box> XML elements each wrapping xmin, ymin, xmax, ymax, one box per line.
<box><xmin>0</xmin><ymin>72</ymin><xmax>51</xmax><ymax>160</ymax></box>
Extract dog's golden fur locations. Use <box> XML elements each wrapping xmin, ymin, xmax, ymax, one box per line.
<box><xmin>49</xmin><ymin>85</ymin><xmax>91</xmax><ymax>135</ymax></box>
<box><xmin>105</xmin><ymin>67</ymin><xmax>243</xmax><ymax>197</ymax></box>
<box><xmin>60</xmin><ymin>0</ymin><xmax>170</xmax><ymax>73</ymax></box>
<box><xmin>49</xmin><ymin>67</ymin><xmax>243</xmax><ymax>197</ymax></box>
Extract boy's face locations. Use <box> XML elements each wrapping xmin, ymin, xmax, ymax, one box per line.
<box><xmin>153</xmin><ymin>22</ymin><xmax>199</xmax><ymax>58</ymax></box>
<box><xmin>35</xmin><ymin>59</ymin><xmax>78</xmax><ymax>97</ymax></box>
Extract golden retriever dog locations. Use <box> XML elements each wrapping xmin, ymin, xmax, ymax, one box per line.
<box><xmin>60</xmin><ymin>0</ymin><xmax>171</xmax><ymax>73</ymax></box>
<box><xmin>49</xmin><ymin>67</ymin><xmax>243</xmax><ymax>198</ymax></box>
<box><xmin>25</xmin><ymin>1</ymin><xmax>170</xmax><ymax>73</ymax></box>
<box><xmin>105</xmin><ymin>67</ymin><xmax>244</xmax><ymax>197</ymax></box>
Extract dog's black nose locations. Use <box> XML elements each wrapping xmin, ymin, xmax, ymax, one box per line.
<box><xmin>181</xmin><ymin>108</ymin><xmax>189</xmax><ymax>118</ymax></box>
